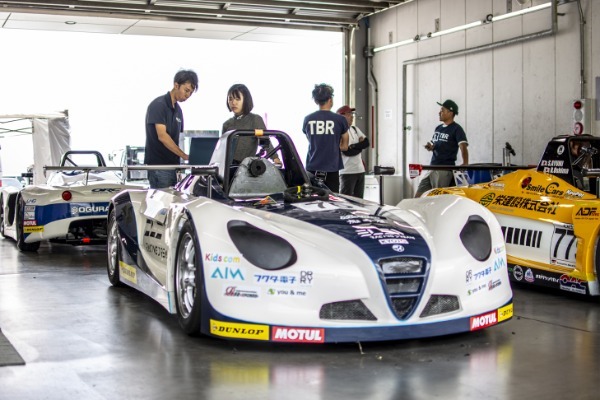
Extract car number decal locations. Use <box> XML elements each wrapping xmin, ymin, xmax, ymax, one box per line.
<box><xmin>550</xmin><ymin>226</ymin><xmax>577</xmax><ymax>268</ymax></box>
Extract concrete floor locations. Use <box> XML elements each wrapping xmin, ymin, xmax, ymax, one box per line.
<box><xmin>0</xmin><ymin>239</ymin><xmax>598</xmax><ymax>400</ymax></box>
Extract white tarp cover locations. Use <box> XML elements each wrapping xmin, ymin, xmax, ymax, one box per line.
<box><xmin>32</xmin><ymin>117</ymin><xmax>71</xmax><ymax>185</ymax></box>
<box><xmin>0</xmin><ymin>113</ymin><xmax>71</xmax><ymax>184</ymax></box>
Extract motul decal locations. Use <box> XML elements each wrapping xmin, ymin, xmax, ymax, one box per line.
<box><xmin>272</xmin><ymin>327</ymin><xmax>325</xmax><ymax>343</ymax></box>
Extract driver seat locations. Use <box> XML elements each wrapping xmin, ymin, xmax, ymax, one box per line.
<box><xmin>228</xmin><ymin>157</ymin><xmax>287</xmax><ymax>198</ymax></box>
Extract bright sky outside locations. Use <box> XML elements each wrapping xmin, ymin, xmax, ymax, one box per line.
<box><xmin>0</xmin><ymin>27</ymin><xmax>343</xmax><ymax>176</ymax></box>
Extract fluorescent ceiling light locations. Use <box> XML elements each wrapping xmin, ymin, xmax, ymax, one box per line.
<box><xmin>430</xmin><ymin>20</ymin><xmax>482</xmax><ymax>38</ymax></box>
<box><xmin>373</xmin><ymin>1</ymin><xmax>551</xmax><ymax>53</ymax></box>
<box><xmin>492</xmin><ymin>2</ymin><xmax>551</xmax><ymax>22</ymax></box>
<box><xmin>373</xmin><ymin>38</ymin><xmax>414</xmax><ymax>53</ymax></box>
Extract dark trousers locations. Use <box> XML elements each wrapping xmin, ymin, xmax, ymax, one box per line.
<box><xmin>340</xmin><ymin>173</ymin><xmax>365</xmax><ymax>198</ymax></box>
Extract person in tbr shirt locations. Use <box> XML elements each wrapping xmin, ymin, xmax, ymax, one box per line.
<box><xmin>145</xmin><ymin>69</ymin><xmax>198</xmax><ymax>189</ymax></box>
<box><xmin>415</xmin><ymin>99</ymin><xmax>469</xmax><ymax>197</ymax></box>
<box><xmin>302</xmin><ymin>83</ymin><xmax>349</xmax><ymax>193</ymax></box>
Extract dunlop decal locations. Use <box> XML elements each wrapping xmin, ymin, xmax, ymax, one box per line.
<box><xmin>210</xmin><ymin>319</ymin><xmax>269</xmax><ymax>341</ymax></box>
<box><xmin>119</xmin><ymin>262</ymin><xmax>137</xmax><ymax>284</ymax></box>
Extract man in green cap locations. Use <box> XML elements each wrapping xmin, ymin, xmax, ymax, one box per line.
<box><xmin>415</xmin><ymin>99</ymin><xmax>469</xmax><ymax>197</ymax></box>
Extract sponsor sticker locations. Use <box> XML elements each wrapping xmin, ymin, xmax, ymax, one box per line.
<box><xmin>119</xmin><ymin>262</ymin><xmax>137</xmax><ymax>284</ymax></box>
<box><xmin>70</xmin><ymin>203</ymin><xmax>110</xmax><ymax>216</ymax></box>
<box><xmin>470</xmin><ymin>310</ymin><xmax>498</xmax><ymax>331</ymax></box>
<box><xmin>512</xmin><ymin>265</ymin><xmax>524</xmax><ymax>281</ymax></box>
<box><xmin>559</xmin><ymin>274</ymin><xmax>587</xmax><ymax>295</ymax></box>
<box><xmin>24</xmin><ymin>226</ymin><xmax>43</xmax><ymax>233</ymax></box>
<box><xmin>210</xmin><ymin>319</ymin><xmax>269</xmax><ymax>340</ymax></box>
<box><xmin>223</xmin><ymin>286</ymin><xmax>259</xmax><ymax>299</ymax></box>
<box><xmin>266</xmin><ymin>288</ymin><xmax>307</xmax><ymax>297</ymax></box>
<box><xmin>498</xmin><ymin>304</ymin><xmax>513</xmax><ymax>322</ymax></box>
<box><xmin>254</xmin><ymin>270</ymin><xmax>314</xmax><ymax>286</ymax></box>
<box><xmin>524</xmin><ymin>268</ymin><xmax>535</xmax><ymax>283</ymax></box>
<box><xmin>210</xmin><ymin>266</ymin><xmax>246</xmax><ymax>281</ymax></box>
<box><xmin>272</xmin><ymin>327</ymin><xmax>325</xmax><ymax>343</ymax></box>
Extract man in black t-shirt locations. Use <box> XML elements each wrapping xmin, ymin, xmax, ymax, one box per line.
<box><xmin>415</xmin><ymin>99</ymin><xmax>469</xmax><ymax>197</ymax></box>
<box><xmin>302</xmin><ymin>84</ymin><xmax>349</xmax><ymax>193</ymax></box>
<box><xmin>145</xmin><ymin>69</ymin><xmax>198</xmax><ymax>189</ymax></box>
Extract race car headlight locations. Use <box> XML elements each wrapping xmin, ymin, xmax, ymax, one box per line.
<box><xmin>227</xmin><ymin>220</ymin><xmax>297</xmax><ymax>270</ymax></box>
<box><xmin>460</xmin><ymin>215</ymin><xmax>492</xmax><ymax>261</ymax></box>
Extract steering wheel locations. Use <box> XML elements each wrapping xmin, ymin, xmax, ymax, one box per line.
<box><xmin>284</xmin><ymin>184</ymin><xmax>329</xmax><ymax>203</ymax></box>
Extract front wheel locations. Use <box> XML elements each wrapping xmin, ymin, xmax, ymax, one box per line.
<box><xmin>106</xmin><ymin>209</ymin><xmax>123</xmax><ymax>286</ymax></box>
<box><xmin>16</xmin><ymin>195</ymin><xmax>40</xmax><ymax>252</ymax></box>
<box><xmin>174</xmin><ymin>220</ymin><xmax>203</xmax><ymax>336</ymax></box>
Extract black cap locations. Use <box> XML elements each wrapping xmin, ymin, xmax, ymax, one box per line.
<box><xmin>437</xmin><ymin>99</ymin><xmax>459</xmax><ymax>115</ymax></box>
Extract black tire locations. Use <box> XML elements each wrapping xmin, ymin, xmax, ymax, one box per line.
<box><xmin>16</xmin><ymin>195</ymin><xmax>40</xmax><ymax>252</ymax></box>
<box><xmin>106</xmin><ymin>209</ymin><xmax>123</xmax><ymax>286</ymax></box>
<box><xmin>174</xmin><ymin>220</ymin><xmax>203</xmax><ymax>336</ymax></box>
<box><xmin>0</xmin><ymin>195</ymin><xmax>6</xmax><ymax>238</ymax></box>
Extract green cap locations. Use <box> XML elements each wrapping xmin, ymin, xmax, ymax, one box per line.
<box><xmin>437</xmin><ymin>99</ymin><xmax>459</xmax><ymax>115</ymax></box>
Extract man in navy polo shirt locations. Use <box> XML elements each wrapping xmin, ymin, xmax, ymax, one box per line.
<box><xmin>145</xmin><ymin>69</ymin><xmax>198</xmax><ymax>188</ymax></box>
<box><xmin>415</xmin><ymin>99</ymin><xmax>469</xmax><ymax>197</ymax></box>
<box><xmin>302</xmin><ymin>83</ymin><xmax>349</xmax><ymax>193</ymax></box>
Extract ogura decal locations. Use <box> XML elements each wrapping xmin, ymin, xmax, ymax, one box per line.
<box><xmin>70</xmin><ymin>203</ymin><xmax>110</xmax><ymax>216</ymax></box>
<box><xmin>539</xmin><ymin>159</ymin><xmax>569</xmax><ymax>175</ymax></box>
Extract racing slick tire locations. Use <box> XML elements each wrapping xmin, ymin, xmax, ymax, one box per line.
<box><xmin>174</xmin><ymin>219</ymin><xmax>204</xmax><ymax>336</ymax></box>
<box><xmin>106</xmin><ymin>209</ymin><xmax>123</xmax><ymax>287</ymax></box>
<box><xmin>0</xmin><ymin>195</ymin><xmax>6</xmax><ymax>238</ymax></box>
<box><xmin>16</xmin><ymin>195</ymin><xmax>40</xmax><ymax>252</ymax></box>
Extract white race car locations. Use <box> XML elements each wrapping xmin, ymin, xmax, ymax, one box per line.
<box><xmin>0</xmin><ymin>150</ymin><xmax>143</xmax><ymax>251</ymax></box>
<box><xmin>108</xmin><ymin>130</ymin><xmax>513</xmax><ymax>343</ymax></box>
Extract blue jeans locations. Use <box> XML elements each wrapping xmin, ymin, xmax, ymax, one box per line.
<box><xmin>148</xmin><ymin>169</ymin><xmax>177</xmax><ymax>189</ymax></box>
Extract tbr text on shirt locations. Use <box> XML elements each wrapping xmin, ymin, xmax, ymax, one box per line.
<box><xmin>307</xmin><ymin>120</ymin><xmax>335</xmax><ymax>135</ymax></box>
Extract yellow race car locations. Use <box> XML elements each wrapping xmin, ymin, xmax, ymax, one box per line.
<box><xmin>423</xmin><ymin>134</ymin><xmax>600</xmax><ymax>296</ymax></box>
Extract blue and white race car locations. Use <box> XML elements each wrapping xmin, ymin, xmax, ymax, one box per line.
<box><xmin>0</xmin><ymin>150</ymin><xmax>143</xmax><ymax>251</ymax></box>
<box><xmin>107</xmin><ymin>130</ymin><xmax>513</xmax><ymax>343</ymax></box>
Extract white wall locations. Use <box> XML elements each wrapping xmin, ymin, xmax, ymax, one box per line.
<box><xmin>369</xmin><ymin>0</ymin><xmax>599</xmax><ymax>197</ymax></box>
<box><xmin>0</xmin><ymin>29</ymin><xmax>343</xmax><ymax>175</ymax></box>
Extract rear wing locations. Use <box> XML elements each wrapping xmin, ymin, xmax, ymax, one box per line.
<box><xmin>44</xmin><ymin>165</ymin><xmax>218</xmax><ymax>187</ymax></box>
<box><xmin>409</xmin><ymin>163</ymin><xmax>535</xmax><ymax>186</ymax></box>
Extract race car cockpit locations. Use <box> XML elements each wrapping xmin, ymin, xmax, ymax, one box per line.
<box><xmin>537</xmin><ymin>134</ymin><xmax>600</xmax><ymax>195</ymax></box>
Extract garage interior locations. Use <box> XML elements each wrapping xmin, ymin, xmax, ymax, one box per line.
<box><xmin>1</xmin><ymin>1</ymin><xmax>600</xmax><ymax>399</ymax></box>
